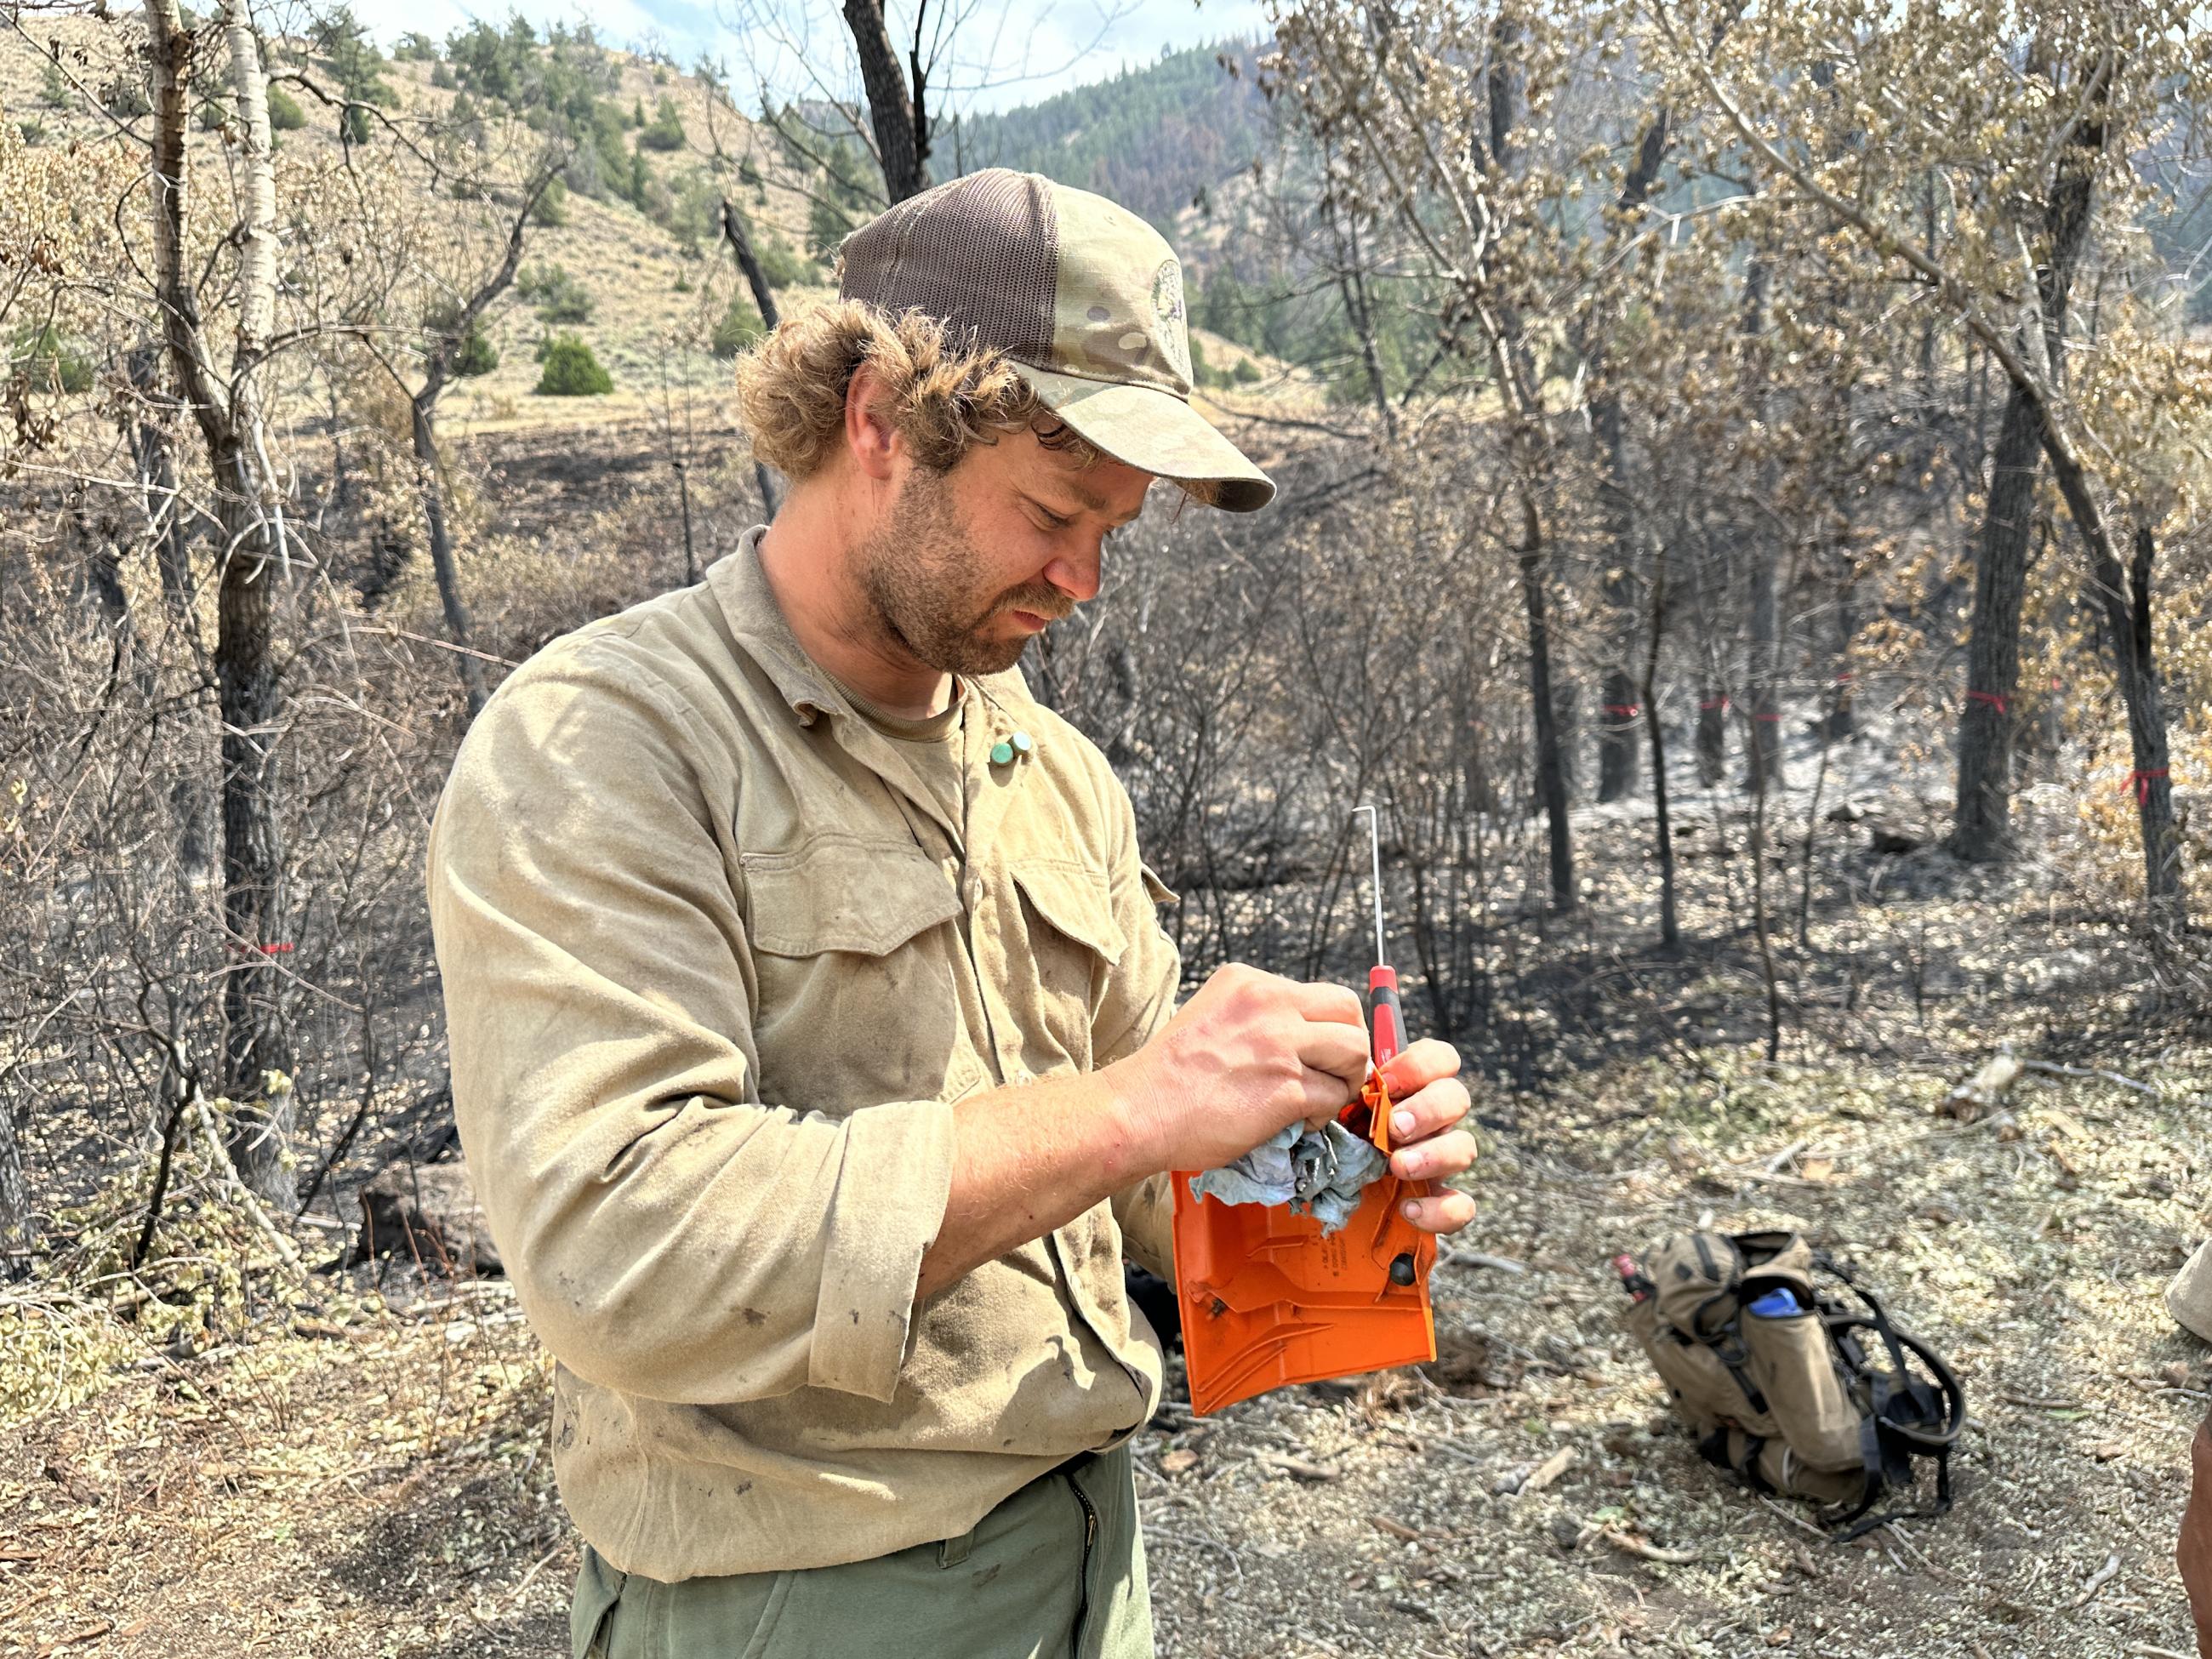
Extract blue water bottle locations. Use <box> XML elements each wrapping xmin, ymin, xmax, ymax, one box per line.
<box><xmin>1745</xmin><ymin>1286</ymin><xmax>1800</xmax><ymax>1317</ymax></box>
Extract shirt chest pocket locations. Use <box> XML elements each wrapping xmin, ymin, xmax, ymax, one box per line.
<box><xmin>1008</xmin><ymin>858</ymin><xmax>1127</xmax><ymax>1070</ymax></box>
<box><xmin>741</xmin><ymin>837</ymin><xmax>978</xmax><ymax>1112</ymax></box>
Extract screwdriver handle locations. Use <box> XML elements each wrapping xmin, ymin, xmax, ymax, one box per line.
<box><xmin>1366</xmin><ymin>964</ymin><xmax>1404</xmax><ymax>1070</ymax></box>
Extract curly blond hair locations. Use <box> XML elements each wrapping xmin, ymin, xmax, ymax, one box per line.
<box><xmin>734</xmin><ymin>299</ymin><xmax>1098</xmax><ymax>478</ymax></box>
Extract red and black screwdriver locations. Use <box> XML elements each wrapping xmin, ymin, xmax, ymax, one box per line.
<box><xmin>1347</xmin><ymin>805</ymin><xmax>1405</xmax><ymax>1149</ymax></box>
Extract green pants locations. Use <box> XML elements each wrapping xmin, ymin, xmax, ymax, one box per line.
<box><xmin>571</xmin><ymin>1445</ymin><xmax>1152</xmax><ymax>1659</ymax></box>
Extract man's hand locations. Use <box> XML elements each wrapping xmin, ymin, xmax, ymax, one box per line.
<box><xmin>1114</xmin><ymin>963</ymin><xmax>1371</xmax><ymax>1174</ymax></box>
<box><xmin>1375</xmin><ymin>1039</ymin><xmax>1479</xmax><ymax>1234</ymax></box>
<box><xmin>2181</xmin><ymin>1413</ymin><xmax>2212</xmax><ymax>1656</ymax></box>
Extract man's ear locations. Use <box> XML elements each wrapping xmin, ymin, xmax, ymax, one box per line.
<box><xmin>844</xmin><ymin>365</ymin><xmax>901</xmax><ymax>483</ymax></box>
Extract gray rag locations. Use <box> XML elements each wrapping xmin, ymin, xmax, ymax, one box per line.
<box><xmin>1188</xmin><ymin>1120</ymin><xmax>1390</xmax><ymax>1237</ymax></box>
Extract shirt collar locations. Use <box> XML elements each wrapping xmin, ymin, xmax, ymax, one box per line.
<box><xmin>709</xmin><ymin>526</ymin><xmax>841</xmax><ymax>727</ymax></box>
<box><xmin>708</xmin><ymin>523</ymin><xmax>1037</xmax><ymax>733</ymax></box>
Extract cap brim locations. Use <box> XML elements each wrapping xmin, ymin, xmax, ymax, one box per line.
<box><xmin>1011</xmin><ymin>364</ymin><xmax>1275</xmax><ymax>513</ymax></box>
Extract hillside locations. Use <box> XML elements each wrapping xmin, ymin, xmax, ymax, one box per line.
<box><xmin>954</xmin><ymin>40</ymin><xmax>1272</xmax><ymax>231</ymax></box>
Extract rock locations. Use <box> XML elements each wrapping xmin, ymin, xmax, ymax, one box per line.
<box><xmin>2169</xmin><ymin>1239</ymin><xmax>2212</xmax><ymax>1343</ymax></box>
<box><xmin>351</xmin><ymin>1160</ymin><xmax>502</xmax><ymax>1276</ymax></box>
<box><xmin>1867</xmin><ymin>823</ymin><xmax>1921</xmax><ymax>855</ymax></box>
<box><xmin>1941</xmin><ymin>1046</ymin><xmax>2022</xmax><ymax>1123</ymax></box>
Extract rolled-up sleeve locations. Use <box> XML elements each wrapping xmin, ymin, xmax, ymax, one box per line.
<box><xmin>425</xmin><ymin>643</ymin><xmax>951</xmax><ymax>1407</ymax></box>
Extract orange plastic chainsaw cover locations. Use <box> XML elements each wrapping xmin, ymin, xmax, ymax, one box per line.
<box><xmin>1171</xmin><ymin>1071</ymin><xmax>1437</xmax><ymax>1415</ymax></box>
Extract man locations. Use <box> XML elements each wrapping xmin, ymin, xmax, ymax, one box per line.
<box><xmin>425</xmin><ymin>168</ymin><xmax>1478</xmax><ymax>1659</ymax></box>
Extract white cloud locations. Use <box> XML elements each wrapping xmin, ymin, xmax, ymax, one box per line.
<box><xmin>360</xmin><ymin>0</ymin><xmax>1269</xmax><ymax>113</ymax></box>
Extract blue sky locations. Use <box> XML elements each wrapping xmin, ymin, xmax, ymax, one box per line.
<box><xmin>362</xmin><ymin>0</ymin><xmax>1271</xmax><ymax>113</ymax></box>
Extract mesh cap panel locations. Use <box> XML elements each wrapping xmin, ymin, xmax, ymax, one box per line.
<box><xmin>838</xmin><ymin>170</ymin><xmax>1058</xmax><ymax>361</ymax></box>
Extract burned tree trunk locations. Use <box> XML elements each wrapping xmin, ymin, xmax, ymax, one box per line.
<box><xmin>150</xmin><ymin>0</ymin><xmax>295</xmax><ymax>1203</ymax></box>
<box><xmin>2044</xmin><ymin>480</ymin><xmax>2182</xmax><ymax>916</ymax></box>
<box><xmin>1948</xmin><ymin>385</ymin><xmax>2043</xmax><ymax>858</ymax></box>
<box><xmin>411</xmin><ymin>402</ymin><xmax>487</xmax><ymax>717</ymax></box>
<box><xmin>1946</xmin><ymin>54</ymin><xmax>2104</xmax><ymax>864</ymax></box>
<box><xmin>1643</xmin><ymin>542</ymin><xmax>1680</xmax><ymax>955</ymax></box>
<box><xmin>1738</xmin><ymin>257</ymin><xmax>1786</xmax><ymax>791</ymax></box>
<box><xmin>0</xmin><ymin>1102</ymin><xmax>33</xmax><ymax>1265</ymax></box>
<box><xmin>720</xmin><ymin>203</ymin><xmax>785</xmax><ymax>518</ymax></box>
<box><xmin>1519</xmin><ymin>506</ymin><xmax>1575</xmax><ymax>911</ymax></box>
<box><xmin>1588</xmin><ymin>107</ymin><xmax>1674</xmax><ymax>805</ymax></box>
<box><xmin>405</xmin><ymin>168</ymin><xmax>556</xmax><ymax>720</ymax></box>
<box><xmin>841</xmin><ymin>0</ymin><xmax>929</xmax><ymax>202</ymax></box>
<box><xmin>1696</xmin><ymin>688</ymin><xmax>1727</xmax><ymax>786</ymax></box>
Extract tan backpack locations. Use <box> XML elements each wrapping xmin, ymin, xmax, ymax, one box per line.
<box><xmin>1619</xmin><ymin>1229</ymin><xmax>1965</xmax><ymax>1537</ymax></box>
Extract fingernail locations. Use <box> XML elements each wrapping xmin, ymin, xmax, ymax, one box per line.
<box><xmin>1391</xmin><ymin>1109</ymin><xmax>1414</xmax><ymax>1137</ymax></box>
<box><xmin>1401</xmin><ymin>1200</ymin><xmax>1420</xmax><ymax>1221</ymax></box>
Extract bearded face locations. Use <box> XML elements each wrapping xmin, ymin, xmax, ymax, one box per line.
<box><xmin>855</xmin><ymin>461</ymin><xmax>1072</xmax><ymax>676</ymax></box>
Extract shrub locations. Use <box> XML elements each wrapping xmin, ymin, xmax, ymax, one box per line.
<box><xmin>519</xmin><ymin>262</ymin><xmax>594</xmax><ymax>323</ymax></box>
<box><xmin>266</xmin><ymin>85</ymin><xmax>306</xmax><ymax>129</ymax></box>
<box><xmin>196</xmin><ymin>97</ymin><xmax>228</xmax><ymax>131</ymax></box>
<box><xmin>453</xmin><ymin>326</ymin><xmax>499</xmax><ymax>379</ymax></box>
<box><xmin>535</xmin><ymin>335</ymin><xmax>611</xmax><ymax>396</ymax></box>
<box><xmin>429</xmin><ymin>60</ymin><xmax>455</xmax><ymax>89</ymax></box>
<box><xmin>424</xmin><ymin>303</ymin><xmax>498</xmax><ymax>378</ymax></box>
<box><xmin>710</xmin><ymin>294</ymin><xmax>764</xmax><ymax>359</ymax></box>
<box><xmin>1231</xmin><ymin>357</ymin><xmax>1263</xmax><ymax>385</ymax></box>
<box><xmin>341</xmin><ymin>104</ymin><xmax>371</xmax><ymax>145</ymax></box>
<box><xmin>639</xmin><ymin>94</ymin><xmax>686</xmax><ymax>152</ymax></box>
<box><xmin>1189</xmin><ymin>334</ymin><xmax>1226</xmax><ymax>389</ymax></box>
<box><xmin>40</xmin><ymin>59</ymin><xmax>68</xmax><ymax>109</ymax></box>
<box><xmin>755</xmin><ymin>232</ymin><xmax>812</xmax><ymax>291</ymax></box>
<box><xmin>529</xmin><ymin>176</ymin><xmax>569</xmax><ymax>227</ymax></box>
<box><xmin>13</xmin><ymin>323</ymin><xmax>94</xmax><ymax>394</ymax></box>
<box><xmin>101</xmin><ymin>76</ymin><xmax>151</xmax><ymax>118</ymax></box>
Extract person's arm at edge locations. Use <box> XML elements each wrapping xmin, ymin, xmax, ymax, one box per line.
<box><xmin>2181</xmin><ymin>1405</ymin><xmax>2212</xmax><ymax>1656</ymax></box>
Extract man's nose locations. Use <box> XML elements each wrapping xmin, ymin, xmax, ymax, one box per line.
<box><xmin>1044</xmin><ymin>538</ymin><xmax>1103</xmax><ymax>604</ymax></box>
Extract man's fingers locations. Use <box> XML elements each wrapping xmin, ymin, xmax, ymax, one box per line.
<box><xmin>1298</xmin><ymin>1066</ymin><xmax>1358</xmax><ymax>1120</ymax></box>
<box><xmin>1383</xmin><ymin>1077</ymin><xmax>1471</xmax><ymax>1149</ymax></box>
<box><xmin>1378</xmin><ymin>1039</ymin><xmax>1461</xmax><ymax>1097</ymax></box>
<box><xmin>1389</xmin><ymin>1127</ymin><xmax>1477</xmax><ymax>1184</ymax></box>
<box><xmin>1398</xmin><ymin>1189</ymin><xmax>1476</xmax><ymax>1234</ymax></box>
<box><xmin>1285</xmin><ymin>978</ymin><xmax>1367</xmax><ymax>1029</ymax></box>
<box><xmin>1297</xmin><ymin>1018</ymin><xmax>1373</xmax><ymax>1088</ymax></box>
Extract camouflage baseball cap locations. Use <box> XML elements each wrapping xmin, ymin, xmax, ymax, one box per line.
<box><xmin>838</xmin><ymin>168</ymin><xmax>1274</xmax><ymax>512</ymax></box>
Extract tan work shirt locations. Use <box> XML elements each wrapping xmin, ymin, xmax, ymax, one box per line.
<box><xmin>425</xmin><ymin>528</ymin><xmax>1182</xmax><ymax>1582</ymax></box>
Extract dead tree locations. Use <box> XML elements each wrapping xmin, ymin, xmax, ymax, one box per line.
<box><xmin>0</xmin><ymin>1097</ymin><xmax>32</xmax><ymax>1263</ymax></box>
<box><xmin>1739</xmin><ymin>256</ymin><xmax>1787</xmax><ymax>791</ymax></box>
<box><xmin>841</xmin><ymin>0</ymin><xmax>930</xmax><ymax>202</ymax></box>
<box><xmin>1675</xmin><ymin>13</ymin><xmax>2186</xmax><ymax>915</ymax></box>
<box><xmin>720</xmin><ymin>202</ymin><xmax>785</xmax><ymax>517</ymax></box>
<box><xmin>146</xmin><ymin>0</ymin><xmax>295</xmax><ymax>1203</ymax></box>
<box><xmin>403</xmin><ymin>163</ymin><xmax>564</xmax><ymax>719</ymax></box>
<box><xmin>1947</xmin><ymin>54</ymin><xmax>2106</xmax><ymax>863</ymax></box>
<box><xmin>1590</xmin><ymin>105</ymin><xmax>1673</xmax><ymax>804</ymax></box>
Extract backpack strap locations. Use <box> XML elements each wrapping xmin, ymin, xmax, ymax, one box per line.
<box><xmin>1711</xmin><ymin>1323</ymin><xmax>1771</xmax><ymax>1419</ymax></box>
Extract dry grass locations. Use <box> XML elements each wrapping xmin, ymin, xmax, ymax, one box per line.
<box><xmin>6</xmin><ymin>1036</ymin><xmax>2203</xmax><ymax>1657</ymax></box>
